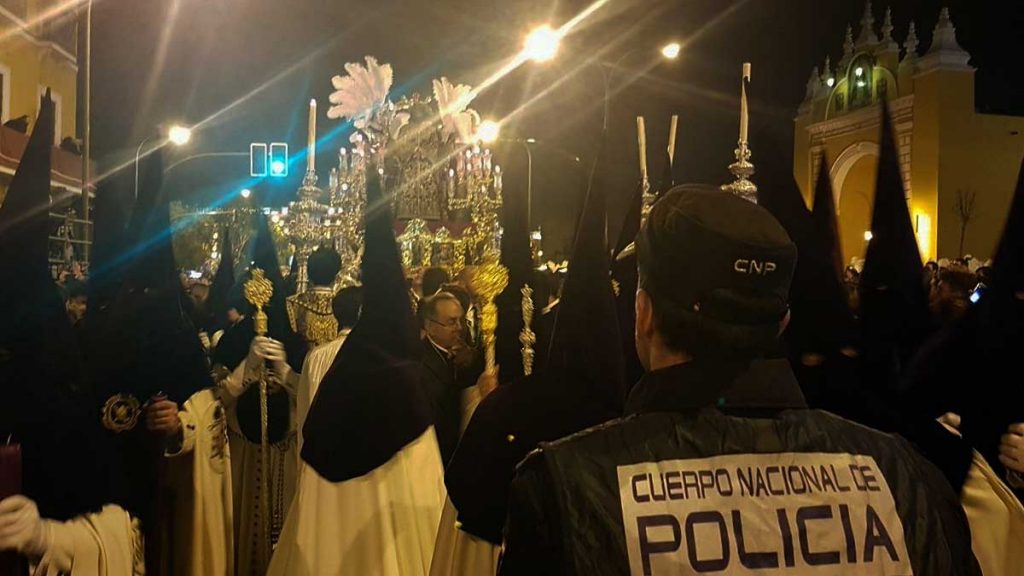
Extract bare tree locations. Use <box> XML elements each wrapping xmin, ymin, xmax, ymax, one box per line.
<box><xmin>954</xmin><ymin>188</ymin><xmax>978</xmax><ymax>257</ymax></box>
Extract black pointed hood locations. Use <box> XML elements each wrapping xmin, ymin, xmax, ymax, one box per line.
<box><xmin>548</xmin><ymin>136</ymin><xmax>626</xmax><ymax>407</ymax></box>
<box><xmin>495</xmin><ymin>149</ymin><xmax>537</xmax><ymax>383</ymax></box>
<box><xmin>859</xmin><ymin>103</ymin><xmax>930</xmax><ymax>379</ymax></box>
<box><xmin>89</xmin><ymin>149</ymin><xmax>211</xmax><ymax>406</ymax></box>
<box><xmin>246</xmin><ymin>212</ymin><xmax>304</xmax><ymax>365</ymax></box>
<box><xmin>786</xmin><ymin>156</ymin><xmax>855</xmax><ymax>356</ymax></box>
<box><xmin>445</xmin><ymin>134</ymin><xmax>625</xmax><ymax>544</ymax></box>
<box><xmin>900</xmin><ymin>157</ymin><xmax>1024</xmax><ymax>486</ymax></box>
<box><xmin>234</xmin><ymin>213</ymin><xmax>305</xmax><ymax>443</ymax></box>
<box><xmin>991</xmin><ymin>157</ymin><xmax>1024</xmax><ymax>298</ymax></box>
<box><xmin>206</xmin><ymin>227</ymin><xmax>235</xmax><ymax>333</ymax></box>
<box><xmin>86</xmin><ymin>161</ymin><xmax>131</xmax><ymax>315</ymax></box>
<box><xmin>301</xmin><ymin>162</ymin><xmax>431</xmax><ymax>482</ymax></box>
<box><xmin>0</xmin><ymin>94</ymin><xmax>112</xmax><ymax>520</ymax></box>
<box><xmin>0</xmin><ymin>91</ymin><xmax>55</xmax><ymax>345</ymax></box>
<box><xmin>123</xmin><ymin>150</ymin><xmax>176</xmax><ymax>293</ymax></box>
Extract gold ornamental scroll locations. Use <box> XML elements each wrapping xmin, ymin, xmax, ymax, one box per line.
<box><xmin>243</xmin><ymin>268</ymin><xmax>275</xmax><ymax>562</ymax></box>
<box><xmin>469</xmin><ymin>260</ymin><xmax>509</xmax><ymax>375</ymax></box>
<box><xmin>520</xmin><ymin>284</ymin><xmax>536</xmax><ymax>376</ymax></box>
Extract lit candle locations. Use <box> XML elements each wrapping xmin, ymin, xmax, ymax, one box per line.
<box><xmin>0</xmin><ymin>442</ymin><xmax>21</xmax><ymax>500</ymax></box>
<box><xmin>636</xmin><ymin>116</ymin><xmax>648</xmax><ymax>180</ymax></box>
<box><xmin>308</xmin><ymin>99</ymin><xmax>317</xmax><ymax>172</ymax></box>
<box><xmin>739</xmin><ymin>63</ymin><xmax>751</xmax><ymax>144</ymax></box>
<box><xmin>667</xmin><ymin>115</ymin><xmax>678</xmax><ymax>165</ymax></box>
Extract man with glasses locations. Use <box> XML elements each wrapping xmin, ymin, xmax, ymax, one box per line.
<box><xmin>419</xmin><ymin>292</ymin><xmax>493</xmax><ymax>467</ymax></box>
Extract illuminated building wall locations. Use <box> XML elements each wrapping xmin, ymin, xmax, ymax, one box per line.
<box><xmin>793</xmin><ymin>5</ymin><xmax>1024</xmax><ymax>263</ymax></box>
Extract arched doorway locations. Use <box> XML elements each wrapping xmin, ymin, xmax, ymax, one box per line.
<box><xmin>836</xmin><ymin>154</ymin><xmax>878</xmax><ymax>265</ymax></box>
<box><xmin>829</xmin><ymin>142</ymin><xmax>880</xmax><ymax>265</ymax></box>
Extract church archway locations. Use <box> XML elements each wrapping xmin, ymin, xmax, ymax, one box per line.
<box><xmin>835</xmin><ymin>153</ymin><xmax>878</xmax><ymax>265</ymax></box>
<box><xmin>830</xmin><ymin>141</ymin><xmax>879</xmax><ymax>208</ymax></box>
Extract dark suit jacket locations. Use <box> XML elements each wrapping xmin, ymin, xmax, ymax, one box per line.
<box><xmin>419</xmin><ymin>338</ymin><xmax>464</xmax><ymax>467</ymax></box>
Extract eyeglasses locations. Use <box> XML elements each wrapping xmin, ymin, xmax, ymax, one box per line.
<box><xmin>428</xmin><ymin>317</ymin><xmax>464</xmax><ymax>329</ymax></box>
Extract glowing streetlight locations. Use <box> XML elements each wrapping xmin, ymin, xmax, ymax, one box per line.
<box><xmin>168</xmin><ymin>125</ymin><xmax>192</xmax><ymax>146</ymax></box>
<box><xmin>240</xmin><ymin>188</ymin><xmax>252</xmax><ymax>199</ymax></box>
<box><xmin>523</xmin><ymin>25</ymin><xmax>560</xmax><ymax>63</ymax></box>
<box><xmin>477</xmin><ymin>120</ymin><xmax>501</xmax><ymax>143</ymax></box>
<box><xmin>661</xmin><ymin>42</ymin><xmax>681</xmax><ymax>60</ymax></box>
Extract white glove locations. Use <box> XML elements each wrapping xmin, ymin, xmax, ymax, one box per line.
<box><xmin>0</xmin><ymin>495</ymin><xmax>50</xmax><ymax>558</ymax></box>
<box><xmin>245</xmin><ymin>336</ymin><xmax>290</xmax><ymax>385</ymax></box>
<box><xmin>260</xmin><ymin>338</ymin><xmax>291</xmax><ymax>385</ymax></box>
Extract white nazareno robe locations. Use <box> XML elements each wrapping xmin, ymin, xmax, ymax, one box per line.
<box><xmin>267</xmin><ymin>334</ymin><xmax>447</xmax><ymax>576</ymax></box>
<box><xmin>161</xmin><ymin>387</ymin><xmax>234</xmax><ymax>576</ymax></box>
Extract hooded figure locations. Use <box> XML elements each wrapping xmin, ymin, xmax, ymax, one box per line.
<box><xmin>206</xmin><ymin>226</ymin><xmax>235</xmax><ymax>335</ymax></box>
<box><xmin>494</xmin><ymin>151</ymin><xmax>540</xmax><ymax>385</ymax></box>
<box><xmin>268</xmin><ymin>163</ymin><xmax>444</xmax><ymax>576</ymax></box>
<box><xmin>0</xmin><ymin>92</ymin><xmax>113</xmax><ymax>523</ymax></box>
<box><xmin>859</xmin><ymin>103</ymin><xmax>931</xmax><ymax>393</ymax></box>
<box><xmin>441</xmin><ymin>135</ymin><xmax>625</xmax><ymax>557</ymax></box>
<box><xmin>785</xmin><ymin>157</ymin><xmax>859</xmax><ymax>408</ymax></box>
<box><xmin>904</xmin><ymin>157</ymin><xmax>1024</xmax><ymax>479</ymax></box>
<box><xmin>901</xmin><ymin>156</ymin><xmax>1024</xmax><ymax>576</ymax></box>
<box><xmin>215</xmin><ymin>210</ymin><xmax>304</xmax><ymax>576</ymax></box>
<box><xmin>83</xmin><ymin>147</ymin><xmax>214</xmax><ymax>574</ymax></box>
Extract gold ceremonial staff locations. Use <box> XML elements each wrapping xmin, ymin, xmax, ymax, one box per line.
<box><xmin>243</xmin><ymin>268</ymin><xmax>275</xmax><ymax>562</ymax></box>
<box><xmin>470</xmin><ymin>259</ymin><xmax>510</xmax><ymax>376</ymax></box>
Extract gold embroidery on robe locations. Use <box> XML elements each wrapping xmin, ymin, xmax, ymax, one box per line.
<box><xmin>286</xmin><ymin>288</ymin><xmax>338</xmax><ymax>347</ymax></box>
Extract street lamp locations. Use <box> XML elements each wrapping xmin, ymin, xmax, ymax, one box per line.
<box><xmin>661</xmin><ymin>42</ymin><xmax>681</xmax><ymax>60</ymax></box>
<box><xmin>523</xmin><ymin>25</ymin><xmax>561</xmax><ymax>63</ymax></box>
<box><xmin>134</xmin><ymin>124</ymin><xmax>193</xmax><ymax>200</ymax></box>
<box><xmin>477</xmin><ymin>120</ymin><xmax>501</xmax><ymax>144</ymax></box>
<box><xmin>599</xmin><ymin>43</ymin><xmax>680</xmax><ymax>129</ymax></box>
<box><xmin>500</xmin><ymin>137</ymin><xmax>582</xmax><ymax>232</ymax></box>
<box><xmin>168</xmin><ymin>125</ymin><xmax>192</xmax><ymax>146</ymax></box>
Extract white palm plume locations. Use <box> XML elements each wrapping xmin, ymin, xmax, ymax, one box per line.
<box><xmin>432</xmin><ymin>77</ymin><xmax>480</xmax><ymax>143</ymax></box>
<box><xmin>328</xmin><ymin>56</ymin><xmax>395</xmax><ymax>128</ymax></box>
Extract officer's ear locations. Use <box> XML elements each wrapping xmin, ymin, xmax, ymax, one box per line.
<box><xmin>636</xmin><ymin>289</ymin><xmax>655</xmax><ymax>340</ymax></box>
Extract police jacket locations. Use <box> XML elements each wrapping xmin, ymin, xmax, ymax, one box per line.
<box><xmin>499</xmin><ymin>359</ymin><xmax>981</xmax><ymax>576</ymax></box>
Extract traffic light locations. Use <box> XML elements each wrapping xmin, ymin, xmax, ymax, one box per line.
<box><xmin>250</xmin><ymin>143</ymin><xmax>268</xmax><ymax>177</ymax></box>
<box><xmin>269</xmin><ymin>143</ymin><xmax>288</xmax><ymax>177</ymax></box>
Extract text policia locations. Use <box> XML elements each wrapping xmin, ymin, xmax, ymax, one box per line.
<box><xmin>617</xmin><ymin>453</ymin><xmax>912</xmax><ymax>575</ymax></box>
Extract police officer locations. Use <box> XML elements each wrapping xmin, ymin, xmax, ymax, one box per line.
<box><xmin>499</xmin><ymin>185</ymin><xmax>980</xmax><ymax>575</ymax></box>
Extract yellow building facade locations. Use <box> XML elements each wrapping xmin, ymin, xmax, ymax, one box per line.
<box><xmin>793</xmin><ymin>4</ymin><xmax>1024</xmax><ymax>264</ymax></box>
<box><xmin>0</xmin><ymin>0</ymin><xmax>78</xmax><ymax>147</ymax></box>
<box><xmin>0</xmin><ymin>0</ymin><xmax>90</xmax><ymax>275</ymax></box>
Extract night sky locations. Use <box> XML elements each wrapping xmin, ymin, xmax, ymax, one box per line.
<box><xmin>90</xmin><ymin>0</ymin><xmax>1022</xmax><ymax>257</ymax></box>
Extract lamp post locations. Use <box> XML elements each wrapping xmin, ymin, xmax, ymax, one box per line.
<box><xmin>134</xmin><ymin>124</ymin><xmax>191</xmax><ymax>199</ymax></box>
<box><xmin>521</xmin><ymin>24</ymin><xmax>679</xmax><ymax>130</ymax></box>
<box><xmin>163</xmin><ymin>151</ymin><xmax>248</xmax><ymax>174</ymax></box>
<box><xmin>81</xmin><ymin>0</ymin><xmax>93</xmax><ymax>264</ymax></box>
<box><xmin>599</xmin><ymin>42</ymin><xmax>681</xmax><ymax>130</ymax></box>
<box><xmin>498</xmin><ymin>137</ymin><xmax>582</xmax><ymax>232</ymax></box>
